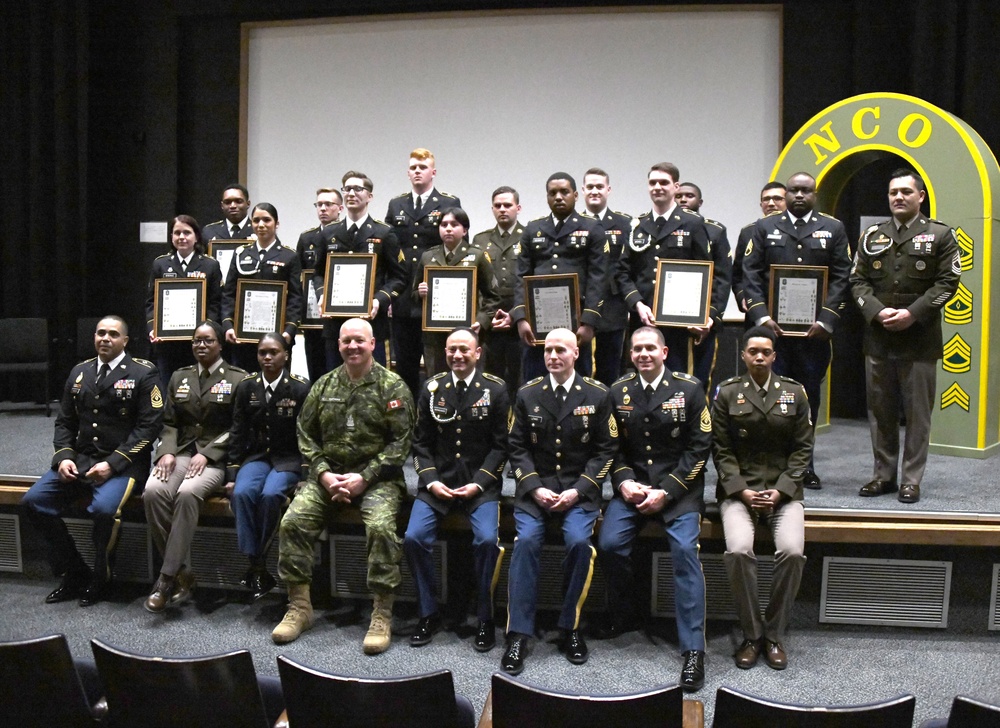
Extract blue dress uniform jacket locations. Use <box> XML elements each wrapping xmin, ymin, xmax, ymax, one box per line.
<box><xmin>296</xmin><ymin>225</ymin><xmax>327</xmax><ymax>272</ymax></box>
<box><xmin>222</xmin><ymin>241</ymin><xmax>304</xmax><ymax>340</ymax></box>
<box><xmin>610</xmin><ymin>370</ymin><xmax>711</xmax><ymax>523</ymax></box>
<box><xmin>702</xmin><ymin>216</ymin><xmax>733</xmax><ymax>329</ymax></box>
<box><xmin>712</xmin><ymin>373</ymin><xmax>813</xmax><ymax>501</ymax></box>
<box><xmin>616</xmin><ymin>208</ymin><xmax>713</xmax><ymax>318</ymax></box>
<box><xmin>731</xmin><ymin>221</ymin><xmax>756</xmax><ymax>314</ymax></box>
<box><xmin>144</xmin><ymin>252</ymin><xmax>223</xmax><ymax>334</ymax></box>
<box><xmin>202</xmin><ymin>219</ymin><xmax>253</xmax><ymax>241</ymax></box>
<box><xmin>510</xmin><ymin>214</ymin><xmax>610</xmax><ymax>330</ymax></box>
<box><xmin>386</xmin><ymin>188</ymin><xmax>462</xmax><ymax>319</ymax></box>
<box><xmin>227</xmin><ymin>372</ymin><xmax>310</xmax><ymax>480</ymax></box>
<box><xmin>584</xmin><ymin>210</ymin><xmax>633</xmax><ymax>333</ymax></box>
<box><xmin>508</xmin><ymin>375</ymin><xmax>617</xmax><ymax>518</ymax></box>
<box><xmin>52</xmin><ymin>355</ymin><xmax>164</xmax><ymax>479</ymax></box>
<box><xmin>154</xmin><ymin>363</ymin><xmax>248</xmax><ymax>465</ymax></box>
<box><xmin>314</xmin><ymin>217</ymin><xmax>408</xmax><ymax>342</ymax></box>
<box><xmin>743</xmin><ymin>212</ymin><xmax>852</xmax><ymax>330</ymax></box>
<box><xmin>412</xmin><ymin>370</ymin><xmax>510</xmax><ymax>514</ymax></box>
<box><xmin>851</xmin><ymin>217</ymin><xmax>961</xmax><ymax>360</ymax></box>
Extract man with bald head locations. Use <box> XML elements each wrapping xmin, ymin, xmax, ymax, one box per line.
<box><xmin>272</xmin><ymin>318</ymin><xmax>415</xmax><ymax>654</ymax></box>
<box><xmin>501</xmin><ymin>328</ymin><xmax>617</xmax><ymax>675</ymax></box>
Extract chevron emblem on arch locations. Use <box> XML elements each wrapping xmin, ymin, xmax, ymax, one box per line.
<box><xmin>942</xmin><ymin>334</ymin><xmax>972</xmax><ymax>373</ymax></box>
<box><xmin>940</xmin><ymin>382</ymin><xmax>970</xmax><ymax>411</ymax></box>
<box><xmin>955</xmin><ymin>227</ymin><xmax>974</xmax><ymax>271</ymax></box>
<box><xmin>943</xmin><ymin>283</ymin><xmax>973</xmax><ymax>325</ymax></box>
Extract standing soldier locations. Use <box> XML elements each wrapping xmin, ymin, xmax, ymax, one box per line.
<box><xmin>851</xmin><ymin>168</ymin><xmax>960</xmax><ymax>504</ymax></box>
<box><xmin>473</xmin><ymin>186</ymin><xmax>525</xmax><ymax>400</ymax></box>
<box><xmin>272</xmin><ymin>318</ymin><xmax>415</xmax><ymax>654</ymax></box>
<box><xmin>404</xmin><ymin>328</ymin><xmax>509</xmax><ymax>651</ymax></box>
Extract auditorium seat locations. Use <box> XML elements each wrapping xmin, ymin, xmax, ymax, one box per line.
<box><xmin>484</xmin><ymin>672</ymin><xmax>689</xmax><ymax>728</ymax></box>
<box><xmin>0</xmin><ymin>633</ymin><xmax>105</xmax><ymax>726</ymax></box>
<box><xmin>711</xmin><ymin>685</ymin><xmax>915</xmax><ymax>727</ymax></box>
<box><xmin>91</xmin><ymin>638</ymin><xmax>280</xmax><ymax>728</ymax></box>
<box><xmin>919</xmin><ymin>694</ymin><xmax>1000</xmax><ymax>728</ymax></box>
<box><xmin>276</xmin><ymin>655</ymin><xmax>475</xmax><ymax>728</ymax></box>
<box><xmin>0</xmin><ymin>317</ymin><xmax>51</xmax><ymax>415</ymax></box>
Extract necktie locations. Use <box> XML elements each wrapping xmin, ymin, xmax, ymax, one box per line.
<box><xmin>655</xmin><ymin>217</ymin><xmax>666</xmax><ymax>233</ymax></box>
<box><xmin>265</xmin><ymin>385</ymin><xmax>273</xmax><ymax>403</ymax></box>
<box><xmin>348</xmin><ymin>224</ymin><xmax>359</xmax><ymax>242</ymax></box>
<box><xmin>96</xmin><ymin>363</ymin><xmax>110</xmax><ymax>387</ymax></box>
<box><xmin>793</xmin><ymin>218</ymin><xmax>805</xmax><ymax>228</ymax></box>
<box><xmin>231</xmin><ymin>225</ymin><xmax>240</xmax><ymax>236</ymax></box>
<box><xmin>898</xmin><ymin>223</ymin><xmax>907</xmax><ymax>237</ymax></box>
<box><xmin>456</xmin><ymin>380</ymin><xmax>468</xmax><ymax>403</ymax></box>
<box><xmin>555</xmin><ymin>385</ymin><xmax>567</xmax><ymax>403</ymax></box>
<box><xmin>200</xmin><ymin>368</ymin><xmax>210</xmax><ymax>382</ymax></box>
<box><xmin>645</xmin><ymin>384</ymin><xmax>654</xmax><ymax>398</ymax></box>
<box><xmin>414</xmin><ymin>195</ymin><xmax>422</xmax><ymax>215</ymax></box>
<box><xmin>181</xmin><ymin>260</ymin><xmax>188</xmax><ymax>273</ymax></box>
<box><xmin>500</xmin><ymin>230</ymin><xmax>510</xmax><ymax>240</ymax></box>
<box><xmin>553</xmin><ymin>218</ymin><xmax>564</xmax><ymax>236</ymax></box>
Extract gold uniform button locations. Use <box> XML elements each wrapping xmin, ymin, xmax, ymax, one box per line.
<box><xmin>556</xmin><ymin>426</ymin><xmax>562</xmax><ymax>432</ymax></box>
<box><xmin>647</xmin><ymin>459</ymin><xmax>653</xmax><ymax>466</ymax></box>
<box><xmin>645</xmin><ymin>445</ymin><xmax>652</xmax><ymax>451</ymax></box>
<box><xmin>93</xmin><ymin>436</ymin><xmax>99</xmax><ymax>442</ymax></box>
<box><xmin>92</xmin><ymin>422</ymin><xmax>98</xmax><ymax>428</ymax></box>
<box><xmin>555</xmin><ymin>464</ymin><xmax>562</xmax><ymax>471</ymax></box>
<box><xmin>552</xmin><ymin>265</ymin><xmax>558</xmax><ymax>270</ymax></box>
<box><xmin>555</xmin><ymin>439</ymin><xmax>561</xmax><ymax>446</ymax></box>
<box><xmin>556</xmin><ymin>452</ymin><xmax>562</xmax><ymax>458</ymax></box>
<box><xmin>456</xmin><ymin>428</ymin><xmax>462</xmax><ymax>434</ymax></box>
<box><xmin>455</xmin><ymin>441</ymin><xmax>461</xmax><ymax>447</ymax></box>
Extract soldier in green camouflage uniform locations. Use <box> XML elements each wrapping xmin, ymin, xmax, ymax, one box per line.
<box><xmin>272</xmin><ymin>318</ymin><xmax>415</xmax><ymax>652</ymax></box>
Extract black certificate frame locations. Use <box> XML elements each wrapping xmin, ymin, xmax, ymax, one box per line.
<box><xmin>524</xmin><ymin>273</ymin><xmax>580</xmax><ymax>345</ymax></box>
<box><xmin>651</xmin><ymin>259</ymin><xmax>714</xmax><ymax>328</ymax></box>
<box><xmin>233</xmin><ymin>279</ymin><xmax>287</xmax><ymax>343</ymax></box>
<box><xmin>422</xmin><ymin>265</ymin><xmax>477</xmax><ymax>332</ymax></box>
<box><xmin>153</xmin><ymin>278</ymin><xmax>207</xmax><ymax>340</ymax></box>
<box><xmin>299</xmin><ymin>268</ymin><xmax>323</xmax><ymax>330</ymax></box>
<box><xmin>768</xmin><ymin>264</ymin><xmax>829</xmax><ymax>337</ymax></box>
<box><xmin>321</xmin><ymin>253</ymin><xmax>377</xmax><ymax>318</ymax></box>
<box><xmin>207</xmin><ymin>240</ymin><xmax>248</xmax><ymax>286</ymax></box>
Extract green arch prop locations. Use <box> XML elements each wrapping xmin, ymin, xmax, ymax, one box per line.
<box><xmin>771</xmin><ymin>92</ymin><xmax>1000</xmax><ymax>457</ymax></box>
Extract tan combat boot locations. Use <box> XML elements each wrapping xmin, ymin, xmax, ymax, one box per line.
<box><xmin>271</xmin><ymin>583</ymin><xmax>314</xmax><ymax>644</ymax></box>
<box><xmin>362</xmin><ymin>593</ymin><xmax>394</xmax><ymax>654</ymax></box>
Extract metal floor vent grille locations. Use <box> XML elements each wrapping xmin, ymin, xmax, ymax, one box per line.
<box><xmin>65</xmin><ymin>519</ymin><xmax>151</xmax><ymax>583</ymax></box>
<box><xmin>494</xmin><ymin>543</ymin><xmax>607</xmax><ymax>612</ymax></box>
<box><xmin>652</xmin><ymin>552</ymin><xmax>773</xmax><ymax>620</ymax></box>
<box><xmin>820</xmin><ymin>556</ymin><xmax>950</xmax><ymax>628</ymax></box>
<box><xmin>330</xmin><ymin>534</ymin><xmax>443</xmax><ymax>602</ymax></box>
<box><xmin>988</xmin><ymin>564</ymin><xmax>1000</xmax><ymax>631</ymax></box>
<box><xmin>0</xmin><ymin>514</ymin><xmax>22</xmax><ymax>572</ymax></box>
<box><xmin>189</xmin><ymin>526</ymin><xmax>283</xmax><ymax>591</ymax></box>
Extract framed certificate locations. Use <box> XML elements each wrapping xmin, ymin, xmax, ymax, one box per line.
<box><xmin>422</xmin><ymin>266</ymin><xmax>476</xmax><ymax>331</ymax></box>
<box><xmin>524</xmin><ymin>273</ymin><xmax>580</xmax><ymax>344</ymax></box>
<box><xmin>299</xmin><ymin>269</ymin><xmax>323</xmax><ymax>330</ymax></box>
<box><xmin>769</xmin><ymin>264</ymin><xmax>828</xmax><ymax>336</ymax></box>
<box><xmin>208</xmin><ymin>240</ymin><xmax>249</xmax><ymax>286</ymax></box>
<box><xmin>233</xmin><ymin>280</ymin><xmax>287</xmax><ymax>343</ymax></box>
<box><xmin>651</xmin><ymin>259</ymin><xmax>714</xmax><ymax>328</ymax></box>
<box><xmin>321</xmin><ymin>253</ymin><xmax>377</xmax><ymax>318</ymax></box>
<box><xmin>153</xmin><ymin>279</ymin><xmax>207</xmax><ymax>340</ymax></box>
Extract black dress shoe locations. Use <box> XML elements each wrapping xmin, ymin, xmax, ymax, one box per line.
<box><xmin>562</xmin><ymin>630</ymin><xmax>589</xmax><ymax>665</ymax></box>
<box><xmin>898</xmin><ymin>483</ymin><xmax>920</xmax><ymax>503</ymax></box>
<box><xmin>473</xmin><ymin>620</ymin><xmax>496</xmax><ymax>652</ymax></box>
<box><xmin>78</xmin><ymin>580</ymin><xmax>109</xmax><ymax>607</ymax></box>
<box><xmin>859</xmin><ymin>479</ymin><xmax>898</xmax><ymax>497</ymax></box>
<box><xmin>45</xmin><ymin>570</ymin><xmax>91</xmax><ymax>604</ymax></box>
<box><xmin>250</xmin><ymin>569</ymin><xmax>277</xmax><ymax>600</ymax></box>
<box><xmin>802</xmin><ymin>470</ymin><xmax>822</xmax><ymax>490</ymax></box>
<box><xmin>410</xmin><ymin>614</ymin><xmax>441</xmax><ymax>646</ymax></box>
<box><xmin>680</xmin><ymin>650</ymin><xmax>705</xmax><ymax>692</ymax></box>
<box><xmin>501</xmin><ymin>635</ymin><xmax>528</xmax><ymax>675</ymax></box>
<box><xmin>170</xmin><ymin>568</ymin><xmax>196</xmax><ymax>606</ymax></box>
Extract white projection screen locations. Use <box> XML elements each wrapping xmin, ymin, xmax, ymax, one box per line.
<box><xmin>243</xmin><ymin>6</ymin><xmax>781</xmax><ymax>251</ymax></box>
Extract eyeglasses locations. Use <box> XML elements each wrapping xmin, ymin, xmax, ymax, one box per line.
<box><xmin>192</xmin><ymin>338</ymin><xmax>218</xmax><ymax>346</ymax></box>
<box><xmin>341</xmin><ymin>185</ymin><xmax>371</xmax><ymax>194</ymax></box>
<box><xmin>314</xmin><ymin>201</ymin><xmax>341</xmax><ymax>208</ymax></box>
<box><xmin>761</xmin><ymin>195</ymin><xmax>785</xmax><ymax>203</ymax></box>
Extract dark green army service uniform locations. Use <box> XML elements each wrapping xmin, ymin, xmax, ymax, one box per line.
<box><xmin>277</xmin><ymin>362</ymin><xmax>415</xmax><ymax>595</ymax></box>
<box><xmin>851</xmin><ymin>217</ymin><xmax>960</xmax><ymax>488</ymax></box>
<box><xmin>712</xmin><ymin>372</ymin><xmax>813</xmax><ymax>646</ymax></box>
